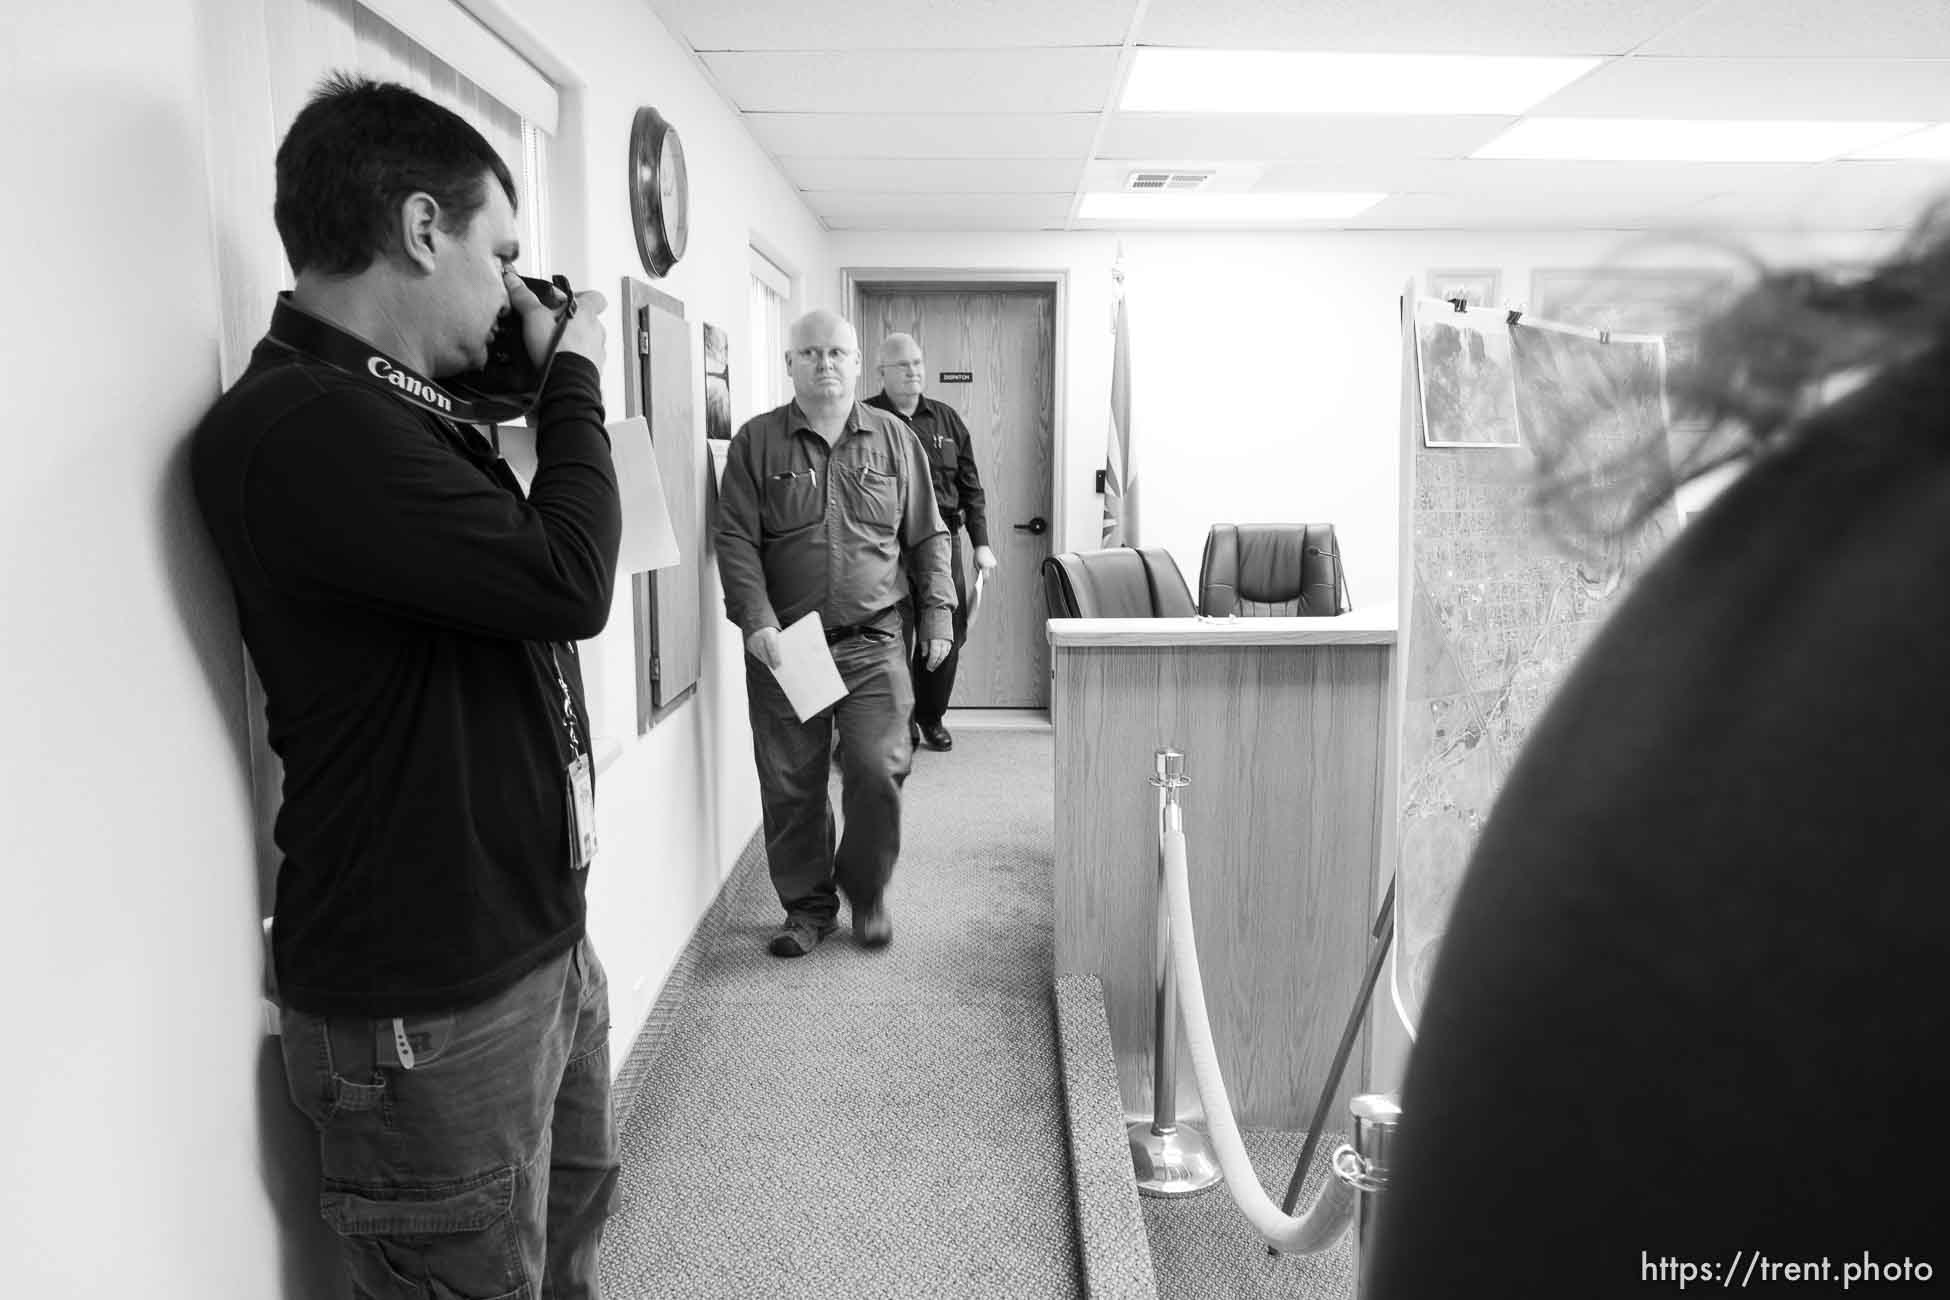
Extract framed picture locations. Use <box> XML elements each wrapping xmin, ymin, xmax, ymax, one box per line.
<box><xmin>1426</xmin><ymin>268</ymin><xmax>1499</xmax><ymax>309</ymax></box>
<box><xmin>702</xmin><ymin>321</ymin><xmax>731</xmax><ymax>440</ymax></box>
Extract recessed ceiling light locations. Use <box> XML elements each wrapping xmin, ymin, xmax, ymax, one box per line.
<box><xmin>1474</xmin><ymin>118</ymin><xmax>1928</xmax><ymax>163</ymax></box>
<box><xmin>1078</xmin><ymin>192</ymin><xmax>1386</xmax><ymax>222</ymax></box>
<box><xmin>1850</xmin><ymin>123</ymin><xmax>1950</xmax><ymax>160</ymax></box>
<box><xmin>1120</xmin><ymin>50</ymin><xmax>1601</xmax><ymax>115</ymax></box>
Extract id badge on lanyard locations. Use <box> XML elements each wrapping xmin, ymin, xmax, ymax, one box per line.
<box><xmin>550</xmin><ymin>645</ymin><xmax>597</xmax><ymax>871</ymax></box>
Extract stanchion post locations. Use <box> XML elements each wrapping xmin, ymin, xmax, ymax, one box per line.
<box><xmin>1331</xmin><ymin>1092</ymin><xmax>1400</xmax><ymax>1293</ymax></box>
<box><xmin>1128</xmin><ymin>748</ymin><xmax>1222</xmax><ymax>1197</ymax></box>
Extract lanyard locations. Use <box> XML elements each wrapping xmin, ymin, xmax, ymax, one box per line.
<box><xmin>261</xmin><ymin>291</ymin><xmax>573</xmax><ymax>425</ymax></box>
<box><xmin>547</xmin><ymin>644</ymin><xmax>583</xmax><ymax>759</ymax></box>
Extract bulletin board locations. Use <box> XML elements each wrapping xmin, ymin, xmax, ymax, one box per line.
<box><xmin>621</xmin><ymin>277</ymin><xmax>701</xmax><ymax>731</ymax></box>
<box><xmin>1390</xmin><ymin>292</ymin><xmax>1680</xmax><ymax>1036</ymax></box>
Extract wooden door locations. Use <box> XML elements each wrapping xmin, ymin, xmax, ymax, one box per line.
<box><xmin>855</xmin><ymin>287</ymin><xmax>1055</xmax><ymax>709</ymax></box>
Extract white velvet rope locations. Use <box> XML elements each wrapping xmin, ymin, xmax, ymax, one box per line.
<box><xmin>1161</xmin><ymin>824</ymin><xmax>1357</xmax><ymax>1253</ymax></box>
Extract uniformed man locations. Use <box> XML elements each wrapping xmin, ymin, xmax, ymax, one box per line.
<box><xmin>715</xmin><ymin>310</ymin><xmax>955</xmax><ymax>957</ymax></box>
<box><xmin>864</xmin><ymin>332</ymin><xmax>997</xmax><ymax>751</ymax></box>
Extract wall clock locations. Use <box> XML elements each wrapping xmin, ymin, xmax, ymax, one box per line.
<box><xmin>628</xmin><ymin>106</ymin><xmax>689</xmax><ymax>278</ymax></box>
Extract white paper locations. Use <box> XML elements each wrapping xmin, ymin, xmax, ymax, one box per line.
<box><xmin>967</xmin><ymin>568</ymin><xmax>988</xmax><ymax>626</ymax></box>
<box><xmin>495</xmin><ymin>416</ymin><xmax>681</xmax><ymax>574</ymax></box>
<box><xmin>770</xmin><ymin>610</ymin><xmax>847</xmax><ymax>722</ymax></box>
<box><xmin>605</xmin><ymin>416</ymin><xmax>682</xmax><ymax>574</ymax></box>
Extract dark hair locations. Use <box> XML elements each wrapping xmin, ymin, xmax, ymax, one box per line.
<box><xmin>1529</xmin><ymin>198</ymin><xmax>1950</xmax><ymax>546</ymax></box>
<box><xmin>274</xmin><ymin>74</ymin><xmax>517</xmax><ymax>277</ymax></box>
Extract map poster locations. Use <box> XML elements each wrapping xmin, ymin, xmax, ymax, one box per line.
<box><xmin>1392</xmin><ymin>307</ymin><xmax>1678</xmax><ymax>1033</ymax></box>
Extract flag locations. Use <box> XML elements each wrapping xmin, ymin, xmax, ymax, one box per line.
<box><xmin>1102</xmin><ymin>260</ymin><xmax>1138</xmax><ymax>546</ymax></box>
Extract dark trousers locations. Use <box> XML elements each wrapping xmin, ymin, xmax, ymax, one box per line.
<box><xmin>278</xmin><ymin>938</ymin><xmax>617</xmax><ymax>1299</ymax></box>
<box><xmin>911</xmin><ymin>527</ymin><xmax>967</xmax><ymax>725</ymax></box>
<box><xmin>746</xmin><ymin>630</ymin><xmax>914</xmax><ymax>922</ymax></box>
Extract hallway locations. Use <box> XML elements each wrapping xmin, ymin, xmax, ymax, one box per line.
<box><xmin>599</xmin><ymin>728</ymin><xmax>1079</xmax><ymax>1296</ymax></box>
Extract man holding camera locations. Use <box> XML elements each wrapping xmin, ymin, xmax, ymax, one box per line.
<box><xmin>191</xmin><ymin>76</ymin><xmax>619</xmax><ymax>1299</ymax></box>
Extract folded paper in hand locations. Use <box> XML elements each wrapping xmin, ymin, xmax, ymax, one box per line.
<box><xmin>770</xmin><ymin>611</ymin><xmax>847</xmax><ymax>722</ymax></box>
<box><xmin>966</xmin><ymin>568</ymin><xmax>987</xmax><ymax>626</ymax></box>
<box><xmin>495</xmin><ymin>416</ymin><xmax>679</xmax><ymax>575</ymax></box>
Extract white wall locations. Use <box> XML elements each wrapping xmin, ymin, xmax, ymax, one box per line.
<box><xmin>0</xmin><ymin>1</ymin><xmax>828</xmax><ymax>1294</ymax></box>
<box><xmin>0</xmin><ymin>2</ymin><xmax>294</xmax><ymax>1295</ymax></box>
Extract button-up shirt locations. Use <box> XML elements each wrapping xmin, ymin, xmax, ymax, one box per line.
<box><xmin>716</xmin><ymin>400</ymin><xmax>954</xmax><ymax>645</ymax></box>
<box><xmin>864</xmin><ymin>391</ymin><xmax>990</xmax><ymax>548</ymax></box>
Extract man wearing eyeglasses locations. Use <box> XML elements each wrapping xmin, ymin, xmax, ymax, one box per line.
<box><xmin>715</xmin><ymin>309</ymin><xmax>954</xmax><ymax>958</ymax></box>
<box><xmin>864</xmin><ymin>333</ymin><xmax>996</xmax><ymax>752</ymax></box>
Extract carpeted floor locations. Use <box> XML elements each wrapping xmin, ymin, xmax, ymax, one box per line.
<box><xmin>599</xmin><ymin>728</ymin><xmax>1081</xmax><ymax>1298</ymax></box>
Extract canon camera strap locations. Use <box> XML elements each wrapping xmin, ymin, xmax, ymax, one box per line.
<box><xmin>263</xmin><ymin>282</ymin><xmax>574</xmax><ymax>426</ymax></box>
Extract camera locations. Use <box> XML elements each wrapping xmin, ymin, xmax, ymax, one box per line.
<box><xmin>447</xmin><ymin>272</ymin><xmax>576</xmax><ymax>412</ymax></box>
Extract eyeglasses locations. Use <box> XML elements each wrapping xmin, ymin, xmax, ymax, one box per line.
<box><xmin>879</xmin><ymin>360</ymin><xmax>925</xmax><ymax>372</ymax></box>
<box><xmin>791</xmin><ymin>345</ymin><xmax>856</xmax><ymax>364</ymax></box>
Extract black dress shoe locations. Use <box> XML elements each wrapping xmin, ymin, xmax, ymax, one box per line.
<box><xmin>853</xmin><ymin>902</ymin><xmax>893</xmax><ymax>949</ymax></box>
<box><xmin>919</xmin><ymin>719</ymin><xmax>953</xmax><ymax>751</ymax></box>
<box><xmin>909</xmin><ymin>720</ymin><xmax>921</xmax><ymax>750</ymax></box>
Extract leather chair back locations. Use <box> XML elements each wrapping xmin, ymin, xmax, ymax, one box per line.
<box><xmin>1042</xmin><ymin>547</ymin><xmax>1197</xmax><ymax>619</ymax></box>
<box><xmin>1198</xmin><ymin>523</ymin><xmax>1347</xmax><ymax>617</ymax></box>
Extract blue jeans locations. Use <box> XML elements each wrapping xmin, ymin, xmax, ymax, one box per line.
<box><xmin>278</xmin><ymin>938</ymin><xmax>618</xmax><ymax>1299</ymax></box>
<box><xmin>746</xmin><ymin>629</ymin><xmax>914</xmax><ymax>922</ymax></box>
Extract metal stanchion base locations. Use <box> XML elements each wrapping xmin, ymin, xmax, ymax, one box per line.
<box><xmin>1128</xmin><ymin>1119</ymin><xmax>1223</xmax><ymax>1197</ymax></box>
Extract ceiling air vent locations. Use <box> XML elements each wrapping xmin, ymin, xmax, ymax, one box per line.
<box><xmin>1125</xmin><ymin>169</ymin><xmax>1214</xmax><ymax>192</ymax></box>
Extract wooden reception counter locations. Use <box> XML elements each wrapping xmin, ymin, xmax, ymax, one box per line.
<box><xmin>1050</xmin><ymin>607</ymin><xmax>1397</xmax><ymax>1130</ymax></box>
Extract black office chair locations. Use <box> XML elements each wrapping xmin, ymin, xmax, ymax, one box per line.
<box><xmin>1197</xmin><ymin>523</ymin><xmax>1350</xmax><ymax>616</ymax></box>
<box><xmin>1041</xmin><ymin>547</ymin><xmax>1198</xmax><ymax>619</ymax></box>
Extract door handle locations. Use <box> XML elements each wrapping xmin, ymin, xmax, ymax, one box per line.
<box><xmin>1013</xmin><ymin>516</ymin><xmax>1048</xmax><ymax>537</ymax></box>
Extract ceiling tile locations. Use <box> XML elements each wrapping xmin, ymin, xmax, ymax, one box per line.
<box><xmin>699</xmin><ymin>49</ymin><xmax>1119</xmax><ymax>114</ymax></box>
<box><xmin>1135</xmin><ymin>0</ymin><xmax>1703</xmax><ymax>55</ymax></box>
<box><xmin>747</xmin><ymin>113</ymin><xmax>1099</xmax><ymax>158</ymax></box>
<box><xmin>823</xmin><ymin>212</ymin><xmax>1071</xmax><ymax>230</ymax></box>
<box><xmin>1675</xmin><ymin>159</ymin><xmax>1950</xmax><ymax>227</ymax></box>
<box><xmin>1350</xmin><ymin>191</ymin><xmax>1685</xmax><ymax>230</ymax></box>
<box><xmin>813</xmin><ymin>193</ymin><xmax>1075</xmax><ymax>229</ymax></box>
<box><xmin>1641</xmin><ymin>0</ymin><xmax>1950</xmax><ymax>58</ymax></box>
<box><xmin>807</xmin><ymin>192</ymin><xmax>1074</xmax><ymax>220</ymax></box>
<box><xmin>649</xmin><ymin>0</ymin><xmax>1137</xmax><ymax>50</ymax></box>
<box><xmin>1098</xmin><ymin>114</ymin><xmax>1514</xmax><ymax>160</ymax></box>
<box><xmin>784</xmin><ymin>157</ymin><xmax>1083</xmax><ymax>193</ymax></box>
<box><xmin>1245</xmin><ymin>159</ymin><xmax>1818</xmax><ymax>201</ymax></box>
<box><xmin>1533</xmin><ymin>56</ymin><xmax>1950</xmax><ymax>120</ymax></box>
<box><xmin>1681</xmin><ymin>185</ymin><xmax>1940</xmax><ymax>229</ymax></box>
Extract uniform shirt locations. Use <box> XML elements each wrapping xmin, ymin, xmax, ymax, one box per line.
<box><xmin>716</xmin><ymin>400</ymin><xmax>954</xmax><ymax>644</ymax></box>
<box><xmin>190</xmin><ymin>303</ymin><xmax>620</xmax><ymax>1018</ymax></box>
<box><xmin>864</xmin><ymin>391</ymin><xmax>990</xmax><ymax>547</ymax></box>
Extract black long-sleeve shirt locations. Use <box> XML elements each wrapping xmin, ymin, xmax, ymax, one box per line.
<box><xmin>864</xmin><ymin>391</ymin><xmax>990</xmax><ymax>547</ymax></box>
<box><xmin>191</xmin><ymin>303</ymin><xmax>620</xmax><ymax>1017</ymax></box>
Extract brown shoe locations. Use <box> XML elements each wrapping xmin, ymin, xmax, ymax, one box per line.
<box><xmin>768</xmin><ymin>915</ymin><xmax>836</xmax><ymax>958</ymax></box>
